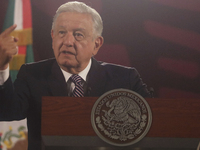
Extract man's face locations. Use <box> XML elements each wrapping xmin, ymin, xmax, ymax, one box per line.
<box><xmin>51</xmin><ymin>12</ymin><xmax>103</xmax><ymax>74</ymax></box>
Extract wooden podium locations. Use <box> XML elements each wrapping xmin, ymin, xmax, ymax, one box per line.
<box><xmin>41</xmin><ymin>97</ymin><xmax>200</xmax><ymax>150</ymax></box>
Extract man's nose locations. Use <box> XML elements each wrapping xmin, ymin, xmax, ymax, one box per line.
<box><xmin>63</xmin><ymin>33</ymin><xmax>75</xmax><ymax>46</ymax></box>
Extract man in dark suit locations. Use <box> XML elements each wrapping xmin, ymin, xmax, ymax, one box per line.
<box><xmin>0</xmin><ymin>1</ymin><xmax>150</xmax><ymax>150</ymax></box>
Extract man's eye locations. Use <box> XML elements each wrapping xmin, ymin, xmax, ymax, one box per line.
<box><xmin>58</xmin><ymin>31</ymin><xmax>66</xmax><ymax>36</ymax></box>
<box><xmin>58</xmin><ymin>31</ymin><xmax>66</xmax><ymax>37</ymax></box>
<box><xmin>74</xmin><ymin>33</ymin><xmax>84</xmax><ymax>40</ymax></box>
<box><xmin>74</xmin><ymin>33</ymin><xmax>83</xmax><ymax>37</ymax></box>
<box><xmin>59</xmin><ymin>31</ymin><xmax>65</xmax><ymax>34</ymax></box>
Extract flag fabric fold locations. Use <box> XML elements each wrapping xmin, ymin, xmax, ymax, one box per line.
<box><xmin>2</xmin><ymin>0</ymin><xmax>34</xmax><ymax>81</ymax></box>
<box><xmin>0</xmin><ymin>0</ymin><xmax>33</xmax><ymax>149</ymax></box>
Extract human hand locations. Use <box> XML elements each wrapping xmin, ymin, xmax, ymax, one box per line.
<box><xmin>0</xmin><ymin>24</ymin><xmax>18</xmax><ymax>70</ymax></box>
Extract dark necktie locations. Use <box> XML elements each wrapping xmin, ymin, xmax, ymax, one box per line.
<box><xmin>70</xmin><ymin>74</ymin><xmax>84</xmax><ymax>97</ymax></box>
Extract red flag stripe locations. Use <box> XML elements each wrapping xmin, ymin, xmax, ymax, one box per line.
<box><xmin>22</xmin><ymin>0</ymin><xmax>32</xmax><ymax>28</ymax></box>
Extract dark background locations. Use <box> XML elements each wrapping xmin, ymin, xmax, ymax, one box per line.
<box><xmin>0</xmin><ymin>0</ymin><xmax>200</xmax><ymax>98</ymax></box>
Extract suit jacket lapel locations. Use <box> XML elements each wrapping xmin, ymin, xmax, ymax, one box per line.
<box><xmin>47</xmin><ymin>58</ymin><xmax>108</xmax><ymax>97</ymax></box>
<box><xmin>47</xmin><ymin>60</ymin><xmax>68</xmax><ymax>96</ymax></box>
<box><xmin>87</xmin><ymin>58</ymin><xmax>107</xmax><ymax>96</ymax></box>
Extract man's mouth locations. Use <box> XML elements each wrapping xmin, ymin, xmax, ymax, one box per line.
<box><xmin>61</xmin><ymin>50</ymin><xmax>75</xmax><ymax>55</ymax></box>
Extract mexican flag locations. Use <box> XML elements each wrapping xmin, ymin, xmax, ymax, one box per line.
<box><xmin>0</xmin><ymin>0</ymin><xmax>33</xmax><ymax>149</ymax></box>
<box><xmin>2</xmin><ymin>0</ymin><xmax>34</xmax><ymax>81</ymax></box>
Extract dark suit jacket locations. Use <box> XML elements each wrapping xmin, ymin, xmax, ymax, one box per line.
<box><xmin>0</xmin><ymin>57</ymin><xmax>150</xmax><ymax>150</ymax></box>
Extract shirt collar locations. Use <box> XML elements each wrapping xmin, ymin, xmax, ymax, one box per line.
<box><xmin>60</xmin><ymin>59</ymin><xmax>92</xmax><ymax>82</ymax></box>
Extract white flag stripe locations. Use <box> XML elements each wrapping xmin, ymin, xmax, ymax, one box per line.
<box><xmin>14</xmin><ymin>0</ymin><xmax>23</xmax><ymax>30</ymax></box>
<box><xmin>0</xmin><ymin>0</ymin><xmax>28</xmax><ymax>149</ymax></box>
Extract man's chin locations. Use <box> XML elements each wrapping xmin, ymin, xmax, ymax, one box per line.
<box><xmin>58</xmin><ymin>61</ymin><xmax>77</xmax><ymax>69</ymax></box>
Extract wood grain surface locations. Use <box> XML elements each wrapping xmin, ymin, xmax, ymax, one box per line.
<box><xmin>41</xmin><ymin>97</ymin><xmax>200</xmax><ymax>138</ymax></box>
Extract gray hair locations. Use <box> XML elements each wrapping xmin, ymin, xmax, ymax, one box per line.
<box><xmin>52</xmin><ymin>1</ymin><xmax>103</xmax><ymax>37</ymax></box>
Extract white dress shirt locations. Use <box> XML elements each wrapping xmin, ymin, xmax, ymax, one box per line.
<box><xmin>0</xmin><ymin>59</ymin><xmax>92</xmax><ymax>87</ymax></box>
<box><xmin>0</xmin><ymin>66</ymin><xmax>9</xmax><ymax>85</ymax></box>
<box><xmin>60</xmin><ymin>59</ymin><xmax>92</xmax><ymax>93</ymax></box>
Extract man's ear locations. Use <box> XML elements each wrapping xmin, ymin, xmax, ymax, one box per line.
<box><xmin>51</xmin><ymin>30</ymin><xmax>55</xmax><ymax>49</ymax></box>
<box><xmin>92</xmin><ymin>36</ymin><xmax>104</xmax><ymax>56</ymax></box>
<box><xmin>51</xmin><ymin>29</ymin><xmax>54</xmax><ymax>38</ymax></box>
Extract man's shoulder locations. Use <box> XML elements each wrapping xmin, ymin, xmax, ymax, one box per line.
<box><xmin>21</xmin><ymin>58</ymin><xmax>56</xmax><ymax>72</ymax></box>
<box><xmin>91</xmin><ymin>59</ymin><xmax>138</xmax><ymax>78</ymax></box>
<box><xmin>25</xmin><ymin>58</ymin><xmax>56</xmax><ymax>68</ymax></box>
<box><xmin>97</xmin><ymin>60</ymin><xmax>136</xmax><ymax>73</ymax></box>
<box><xmin>18</xmin><ymin>58</ymin><xmax>57</xmax><ymax>77</ymax></box>
<box><xmin>100</xmin><ymin>61</ymin><xmax>131</xmax><ymax>69</ymax></box>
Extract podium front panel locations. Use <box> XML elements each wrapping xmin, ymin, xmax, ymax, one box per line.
<box><xmin>41</xmin><ymin>97</ymin><xmax>200</xmax><ymax>149</ymax></box>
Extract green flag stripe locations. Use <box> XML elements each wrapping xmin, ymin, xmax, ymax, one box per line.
<box><xmin>26</xmin><ymin>45</ymin><xmax>34</xmax><ymax>63</ymax></box>
<box><xmin>3</xmin><ymin>0</ymin><xmax>35</xmax><ymax>82</ymax></box>
<box><xmin>3</xmin><ymin>0</ymin><xmax>16</xmax><ymax>82</ymax></box>
<box><xmin>2</xmin><ymin>0</ymin><xmax>15</xmax><ymax>31</ymax></box>
<box><xmin>10</xmin><ymin>70</ymin><xmax>18</xmax><ymax>82</ymax></box>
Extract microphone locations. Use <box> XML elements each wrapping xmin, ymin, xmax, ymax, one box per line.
<box><xmin>83</xmin><ymin>80</ymin><xmax>92</xmax><ymax>96</ymax></box>
<box><xmin>86</xmin><ymin>87</ymin><xmax>92</xmax><ymax>96</ymax></box>
<box><xmin>149</xmin><ymin>87</ymin><xmax>154</xmax><ymax>98</ymax></box>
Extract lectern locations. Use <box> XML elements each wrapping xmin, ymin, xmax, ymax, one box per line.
<box><xmin>41</xmin><ymin>97</ymin><xmax>200</xmax><ymax>150</ymax></box>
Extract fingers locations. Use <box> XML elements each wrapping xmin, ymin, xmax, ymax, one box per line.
<box><xmin>13</xmin><ymin>37</ymin><xmax>19</xmax><ymax>42</ymax></box>
<box><xmin>0</xmin><ymin>25</ymin><xmax>18</xmax><ymax>55</ymax></box>
<box><xmin>11</xmin><ymin>36</ymin><xmax>19</xmax><ymax>43</ymax></box>
<box><xmin>1</xmin><ymin>24</ymin><xmax>17</xmax><ymax>38</ymax></box>
<box><xmin>0</xmin><ymin>25</ymin><xmax>18</xmax><ymax>69</ymax></box>
<box><xmin>1</xmin><ymin>37</ymin><xmax>18</xmax><ymax>54</ymax></box>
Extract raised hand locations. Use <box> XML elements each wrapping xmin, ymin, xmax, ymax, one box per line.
<box><xmin>0</xmin><ymin>24</ymin><xmax>18</xmax><ymax>70</ymax></box>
